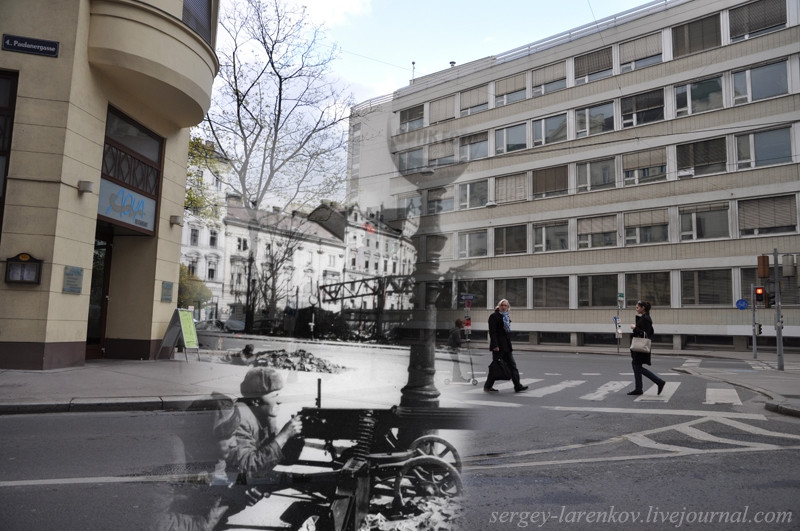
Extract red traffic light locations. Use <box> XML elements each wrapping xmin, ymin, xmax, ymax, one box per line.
<box><xmin>755</xmin><ymin>286</ymin><xmax>765</xmax><ymax>302</ymax></box>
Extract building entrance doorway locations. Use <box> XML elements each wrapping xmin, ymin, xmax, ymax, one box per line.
<box><xmin>86</xmin><ymin>228</ymin><xmax>113</xmax><ymax>359</ymax></box>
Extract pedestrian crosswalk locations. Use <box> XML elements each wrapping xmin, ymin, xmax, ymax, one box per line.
<box><xmin>442</xmin><ymin>373</ymin><xmax>748</xmax><ymax>408</ymax></box>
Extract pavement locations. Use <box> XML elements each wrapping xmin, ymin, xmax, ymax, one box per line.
<box><xmin>0</xmin><ymin>337</ymin><xmax>798</xmax><ymax>418</ymax></box>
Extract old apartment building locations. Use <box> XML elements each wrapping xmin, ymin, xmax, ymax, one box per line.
<box><xmin>348</xmin><ymin>0</ymin><xmax>800</xmax><ymax>351</ymax></box>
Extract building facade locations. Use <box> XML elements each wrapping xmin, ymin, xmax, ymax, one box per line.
<box><xmin>0</xmin><ymin>0</ymin><xmax>219</xmax><ymax>368</ymax></box>
<box><xmin>349</xmin><ymin>0</ymin><xmax>800</xmax><ymax>351</ymax></box>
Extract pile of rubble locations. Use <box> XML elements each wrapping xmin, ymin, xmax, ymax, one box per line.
<box><xmin>360</xmin><ymin>497</ymin><xmax>466</xmax><ymax>530</ymax></box>
<box><xmin>224</xmin><ymin>345</ymin><xmax>344</xmax><ymax>373</ymax></box>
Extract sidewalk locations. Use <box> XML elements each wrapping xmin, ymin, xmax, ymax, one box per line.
<box><xmin>0</xmin><ymin>342</ymin><xmax>798</xmax><ymax>417</ymax></box>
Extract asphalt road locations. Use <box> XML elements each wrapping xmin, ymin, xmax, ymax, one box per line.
<box><xmin>438</xmin><ymin>351</ymin><xmax>800</xmax><ymax>530</ymax></box>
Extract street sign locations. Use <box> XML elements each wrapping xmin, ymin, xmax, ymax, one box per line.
<box><xmin>459</xmin><ymin>293</ymin><xmax>474</xmax><ymax>301</ymax></box>
<box><xmin>3</xmin><ymin>34</ymin><xmax>59</xmax><ymax>57</ymax></box>
<box><xmin>464</xmin><ymin>299</ymin><xmax>472</xmax><ymax>309</ymax></box>
<box><xmin>736</xmin><ymin>299</ymin><xmax>749</xmax><ymax>310</ymax></box>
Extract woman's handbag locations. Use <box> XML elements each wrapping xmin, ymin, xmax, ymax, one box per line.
<box><xmin>630</xmin><ymin>334</ymin><xmax>651</xmax><ymax>354</ymax></box>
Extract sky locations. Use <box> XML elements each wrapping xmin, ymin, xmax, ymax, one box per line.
<box><xmin>300</xmin><ymin>0</ymin><xmax>656</xmax><ymax>104</ymax></box>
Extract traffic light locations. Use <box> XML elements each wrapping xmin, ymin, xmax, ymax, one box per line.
<box><xmin>755</xmin><ymin>286</ymin><xmax>765</xmax><ymax>303</ymax></box>
<box><xmin>755</xmin><ymin>323</ymin><xmax>762</xmax><ymax>336</ymax></box>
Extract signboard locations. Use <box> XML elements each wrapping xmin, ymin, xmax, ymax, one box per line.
<box><xmin>3</xmin><ymin>34</ymin><xmax>59</xmax><ymax>57</ymax></box>
<box><xmin>161</xmin><ymin>281</ymin><xmax>173</xmax><ymax>303</ymax></box>
<box><xmin>62</xmin><ymin>266</ymin><xmax>83</xmax><ymax>294</ymax></box>
<box><xmin>97</xmin><ymin>178</ymin><xmax>157</xmax><ymax>233</ymax></box>
<box><xmin>158</xmin><ymin>308</ymin><xmax>199</xmax><ymax>360</ymax></box>
<box><xmin>736</xmin><ymin>299</ymin><xmax>749</xmax><ymax>310</ymax></box>
<box><xmin>459</xmin><ymin>293</ymin><xmax>474</xmax><ymax>301</ymax></box>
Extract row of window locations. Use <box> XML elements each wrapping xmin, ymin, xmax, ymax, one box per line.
<box><xmin>416</xmin><ymin>194</ymin><xmax>797</xmax><ymax>260</ymax></box>
<box><xmin>188</xmin><ymin>227</ymin><xmax>219</xmax><ymax>248</ymax></box>
<box><xmin>398</xmin><ymin>0</ymin><xmax>787</xmax><ymax>134</ymax></box>
<box><xmin>424</xmin><ymin>266</ymin><xmax>799</xmax><ymax>310</ymax></box>
<box><xmin>400</xmin><ymin>125</ymin><xmax>794</xmax><ymax>217</ymax></box>
<box><xmin>398</xmin><ymin>57</ymin><xmax>792</xmax><ymax>173</ymax></box>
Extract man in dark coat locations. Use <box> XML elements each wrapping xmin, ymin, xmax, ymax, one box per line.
<box><xmin>485</xmin><ymin>299</ymin><xmax>528</xmax><ymax>393</ymax></box>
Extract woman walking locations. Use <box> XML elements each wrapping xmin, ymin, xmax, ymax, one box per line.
<box><xmin>628</xmin><ymin>300</ymin><xmax>665</xmax><ymax>396</ymax></box>
<box><xmin>485</xmin><ymin>299</ymin><xmax>528</xmax><ymax>393</ymax></box>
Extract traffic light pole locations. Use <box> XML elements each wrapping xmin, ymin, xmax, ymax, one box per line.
<box><xmin>773</xmin><ymin>248</ymin><xmax>784</xmax><ymax>371</ymax></box>
<box><xmin>751</xmin><ymin>283</ymin><xmax>757</xmax><ymax>360</ymax></box>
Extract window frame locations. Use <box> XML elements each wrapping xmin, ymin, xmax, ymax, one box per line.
<box><xmin>621</xmin><ymin>89</ymin><xmax>664</xmax><ymax>127</ymax></box>
<box><xmin>680</xmin><ymin>204</ymin><xmax>730</xmax><ymax>241</ymax></box>
<box><xmin>494</xmin><ymin>224</ymin><xmax>528</xmax><ymax>256</ymax></box>
<box><xmin>533</xmin><ymin>113</ymin><xmax>568</xmax><ymax>147</ymax></box>
<box><xmin>398</xmin><ymin>148</ymin><xmax>424</xmax><ymax>174</ymax></box>
<box><xmin>459</xmin><ymin>132</ymin><xmax>489</xmax><ymax>162</ymax></box>
<box><xmin>675</xmin><ymin>75</ymin><xmax>724</xmax><ymax>117</ymax></box>
<box><xmin>577</xmin><ymin>157</ymin><xmax>616</xmax><ymax>193</ymax></box>
<box><xmin>399</xmin><ymin>104</ymin><xmax>424</xmax><ymax>133</ymax></box>
<box><xmin>458</xmin><ymin>229</ymin><xmax>488</xmax><ymax>258</ymax></box>
<box><xmin>458</xmin><ymin>180</ymin><xmax>489</xmax><ymax>209</ymax></box>
<box><xmin>533</xmin><ymin>221</ymin><xmax>569</xmax><ymax>252</ymax></box>
<box><xmin>732</xmin><ymin>60</ymin><xmax>788</xmax><ymax>106</ymax></box>
<box><xmin>495</xmin><ymin>123</ymin><xmax>527</xmax><ymax>155</ymax></box>
<box><xmin>681</xmin><ymin>269</ymin><xmax>732</xmax><ymax>306</ymax></box>
<box><xmin>735</xmin><ymin>127</ymin><xmax>792</xmax><ymax>170</ymax></box>
<box><xmin>575</xmin><ymin>101</ymin><xmax>615</xmax><ymax>138</ymax></box>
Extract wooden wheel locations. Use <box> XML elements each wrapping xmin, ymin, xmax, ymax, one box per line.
<box><xmin>392</xmin><ymin>456</ymin><xmax>462</xmax><ymax>508</ymax></box>
<box><xmin>409</xmin><ymin>435</ymin><xmax>462</xmax><ymax>472</ymax></box>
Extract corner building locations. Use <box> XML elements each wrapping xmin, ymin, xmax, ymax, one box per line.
<box><xmin>0</xmin><ymin>0</ymin><xmax>219</xmax><ymax>368</ymax></box>
<box><xmin>349</xmin><ymin>0</ymin><xmax>800</xmax><ymax>351</ymax></box>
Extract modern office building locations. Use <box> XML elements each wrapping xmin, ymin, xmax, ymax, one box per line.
<box><xmin>348</xmin><ymin>0</ymin><xmax>800</xmax><ymax>351</ymax></box>
<box><xmin>0</xmin><ymin>0</ymin><xmax>219</xmax><ymax>368</ymax></box>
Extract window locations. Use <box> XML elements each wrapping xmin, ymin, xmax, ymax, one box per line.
<box><xmin>460</xmin><ymin>86</ymin><xmax>489</xmax><ymax>116</ymax></box>
<box><xmin>532</xmin><ymin>62</ymin><xmax>566</xmax><ymax>97</ymax></box>
<box><xmin>457</xmin><ymin>280</ymin><xmax>487</xmax><ymax>309</ymax></box>
<box><xmin>458</xmin><ymin>181</ymin><xmax>488</xmax><ymax>209</ymax></box>
<box><xmin>738</xmin><ymin>195</ymin><xmax>797</xmax><ymax>235</ymax></box>
<box><xmin>574</xmin><ymin>47</ymin><xmax>613</xmax><ymax>85</ymax></box>
<box><xmin>620</xmin><ymin>33</ymin><xmax>662</xmax><ymax>73</ymax></box>
<box><xmin>577</xmin><ymin>158</ymin><xmax>616</xmax><ymax>192</ymax></box>
<box><xmin>459</xmin><ymin>132</ymin><xmax>488</xmax><ymax>161</ymax></box>
<box><xmin>625</xmin><ymin>210</ymin><xmax>669</xmax><ymax>245</ymax></box>
<box><xmin>675</xmin><ymin>76</ymin><xmax>723</xmax><ymax>117</ymax></box>
<box><xmin>742</xmin><ymin>267</ymin><xmax>799</xmax><ymax>306</ymax></box>
<box><xmin>672</xmin><ymin>14</ymin><xmax>721</xmax><ymax>58</ymax></box>
<box><xmin>578</xmin><ymin>215</ymin><xmax>617</xmax><ymax>249</ymax></box>
<box><xmin>730</xmin><ymin>0</ymin><xmax>786</xmax><ymax>42</ymax></box>
<box><xmin>0</xmin><ymin>71</ymin><xmax>18</xmax><ymax>239</ymax></box>
<box><xmin>733</xmin><ymin>61</ymin><xmax>788</xmax><ymax>105</ymax></box>
<box><xmin>578</xmin><ymin>274</ymin><xmax>618</xmax><ymax>307</ymax></box>
<box><xmin>680</xmin><ymin>203</ymin><xmax>729</xmax><ymax>240</ymax></box>
<box><xmin>399</xmin><ymin>105</ymin><xmax>424</xmax><ymax>133</ymax></box>
<box><xmin>209</xmin><ymin>230</ymin><xmax>217</xmax><ymax>248</ymax></box>
<box><xmin>397</xmin><ymin>194</ymin><xmax>422</xmax><ymax>217</ymax></box>
<box><xmin>187</xmin><ymin>258</ymin><xmax>197</xmax><ymax>276</ymax></box>
<box><xmin>182</xmin><ymin>0</ymin><xmax>213</xmax><ymax>44</ymax></box>
<box><xmin>495</xmin><ymin>73</ymin><xmax>526</xmax><ymax>107</ymax></box>
<box><xmin>237</xmin><ymin>237</ymin><xmax>248</xmax><ymax>251</ymax></box>
<box><xmin>677</xmin><ymin>137</ymin><xmax>726</xmax><ymax>177</ymax></box>
<box><xmin>532</xmin><ymin>166</ymin><xmax>568</xmax><ymax>198</ymax></box>
<box><xmin>681</xmin><ymin>269</ymin><xmax>732</xmax><ymax>306</ymax></box>
<box><xmin>625</xmin><ymin>272</ymin><xmax>671</xmax><ymax>307</ymax></box>
<box><xmin>429</xmin><ymin>140</ymin><xmax>456</xmax><ymax>167</ymax></box>
<box><xmin>190</xmin><ymin>228</ymin><xmax>199</xmax><ymax>246</ymax></box>
<box><xmin>425</xmin><ymin>281</ymin><xmax>453</xmax><ymax>309</ymax></box>
<box><xmin>495</xmin><ymin>124</ymin><xmax>526</xmax><ymax>154</ymax></box>
<box><xmin>495</xmin><ymin>225</ymin><xmax>527</xmax><ymax>255</ymax></box>
<box><xmin>495</xmin><ymin>173</ymin><xmax>526</xmax><ymax>204</ymax></box>
<box><xmin>533</xmin><ymin>277</ymin><xmax>569</xmax><ymax>308</ymax></box>
<box><xmin>496</xmin><ymin>278</ymin><xmax>527</xmax><ymax>308</ymax></box>
<box><xmin>533</xmin><ymin>113</ymin><xmax>567</xmax><ymax>146</ymax></box>
<box><xmin>207</xmin><ymin>262</ymin><xmax>216</xmax><ymax>281</ymax></box>
<box><xmin>103</xmin><ymin>108</ymin><xmax>163</xmax><ymax>198</ymax></box>
<box><xmin>458</xmin><ymin>230</ymin><xmax>488</xmax><ymax>258</ymax></box>
<box><xmin>623</xmin><ymin>148</ymin><xmax>667</xmax><ymax>186</ymax></box>
<box><xmin>430</xmin><ymin>95</ymin><xmax>456</xmax><ymax>125</ymax></box>
<box><xmin>426</xmin><ymin>234</ymin><xmax>453</xmax><ymax>262</ymax></box>
<box><xmin>576</xmin><ymin>102</ymin><xmax>614</xmax><ymax>137</ymax></box>
<box><xmin>427</xmin><ymin>187</ymin><xmax>454</xmax><ymax>214</ymax></box>
<box><xmin>398</xmin><ymin>148</ymin><xmax>423</xmax><ymax>173</ymax></box>
<box><xmin>533</xmin><ymin>221</ymin><xmax>568</xmax><ymax>252</ymax></box>
<box><xmin>736</xmin><ymin>128</ymin><xmax>792</xmax><ymax>169</ymax></box>
<box><xmin>622</xmin><ymin>89</ymin><xmax>664</xmax><ymax>127</ymax></box>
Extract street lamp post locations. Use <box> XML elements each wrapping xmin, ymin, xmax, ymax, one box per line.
<box><xmin>245</xmin><ymin>252</ymin><xmax>254</xmax><ymax>333</ymax></box>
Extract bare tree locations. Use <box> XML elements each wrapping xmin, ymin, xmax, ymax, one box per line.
<box><xmin>204</xmin><ymin>0</ymin><xmax>352</xmax><ymax>213</ymax></box>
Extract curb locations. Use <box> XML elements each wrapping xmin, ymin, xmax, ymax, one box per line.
<box><xmin>765</xmin><ymin>400</ymin><xmax>800</xmax><ymax>418</ymax></box>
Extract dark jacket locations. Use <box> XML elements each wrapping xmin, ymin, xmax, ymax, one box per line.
<box><xmin>448</xmin><ymin>327</ymin><xmax>462</xmax><ymax>349</ymax></box>
<box><xmin>630</xmin><ymin>313</ymin><xmax>654</xmax><ymax>365</ymax></box>
<box><xmin>488</xmin><ymin>310</ymin><xmax>513</xmax><ymax>353</ymax></box>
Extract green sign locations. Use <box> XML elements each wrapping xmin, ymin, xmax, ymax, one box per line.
<box><xmin>178</xmin><ymin>309</ymin><xmax>198</xmax><ymax>349</ymax></box>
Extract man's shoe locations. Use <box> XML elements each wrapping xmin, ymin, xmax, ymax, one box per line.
<box><xmin>657</xmin><ymin>381</ymin><xmax>665</xmax><ymax>395</ymax></box>
<box><xmin>627</xmin><ymin>389</ymin><xmax>643</xmax><ymax>395</ymax></box>
<box><xmin>483</xmin><ymin>387</ymin><xmax>499</xmax><ymax>393</ymax></box>
<box><xmin>514</xmin><ymin>385</ymin><xmax>529</xmax><ymax>393</ymax></box>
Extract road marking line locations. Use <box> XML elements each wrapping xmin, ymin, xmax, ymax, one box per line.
<box><xmin>543</xmin><ymin>406</ymin><xmax>767</xmax><ymax>419</ymax></box>
<box><xmin>0</xmin><ymin>474</ymin><xmax>187</xmax><ymax>488</ymax></box>
<box><xmin>635</xmin><ymin>381</ymin><xmax>679</xmax><ymax>402</ymax></box>
<box><xmin>518</xmin><ymin>380</ymin><xmax>586</xmax><ymax>398</ymax></box>
<box><xmin>462</xmin><ymin>399</ymin><xmax>522</xmax><ymax>408</ymax></box>
<box><xmin>675</xmin><ymin>425</ymin><xmax>779</xmax><ymax>449</ymax></box>
<box><xmin>581</xmin><ymin>373</ymin><xmax>602</xmax><ymax>376</ymax></box>
<box><xmin>704</xmin><ymin>386</ymin><xmax>742</xmax><ymax>405</ymax></box>
<box><xmin>711</xmin><ymin>416</ymin><xmax>800</xmax><ymax>440</ymax></box>
<box><xmin>580</xmin><ymin>381</ymin><xmax>630</xmax><ymax>401</ymax></box>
